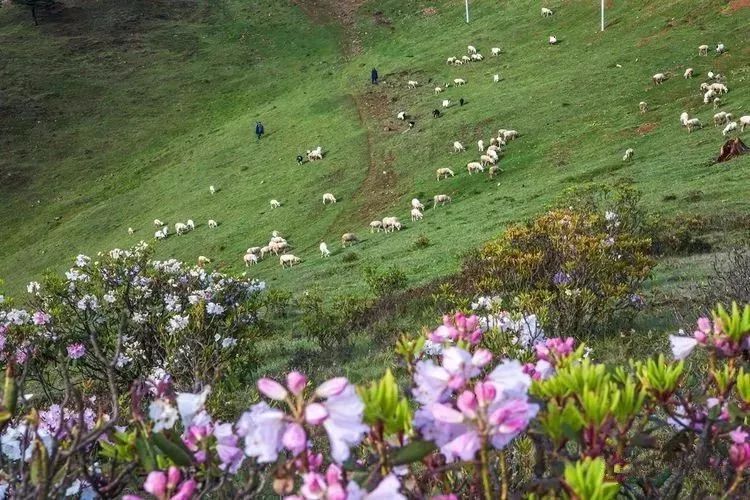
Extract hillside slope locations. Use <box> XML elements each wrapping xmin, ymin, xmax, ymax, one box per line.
<box><xmin>1</xmin><ymin>0</ymin><xmax>749</xmax><ymax>296</ymax></box>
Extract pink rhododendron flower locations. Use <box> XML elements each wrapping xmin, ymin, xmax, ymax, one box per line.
<box><xmin>66</xmin><ymin>343</ymin><xmax>86</xmax><ymax>360</ymax></box>
<box><xmin>32</xmin><ymin>311</ymin><xmax>50</xmax><ymax>325</ymax></box>
<box><xmin>143</xmin><ymin>471</ymin><xmax>167</xmax><ymax>499</ymax></box>
<box><xmin>320</xmin><ymin>384</ymin><xmax>368</xmax><ymax>463</ymax></box>
<box><xmin>236</xmin><ymin>402</ymin><xmax>286</xmax><ymax>463</ymax></box>
<box><xmin>730</xmin><ymin>427</ymin><xmax>748</xmax><ymax>444</ymax></box>
<box><xmin>730</xmin><ymin>442</ymin><xmax>750</xmax><ymax>470</ymax></box>
<box><xmin>282</xmin><ymin>423</ymin><xmax>307</xmax><ymax>456</ymax></box>
<box><xmin>176</xmin><ymin>386</ymin><xmax>211</xmax><ymax>427</ymax></box>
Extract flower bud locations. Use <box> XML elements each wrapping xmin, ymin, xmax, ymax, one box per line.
<box><xmin>305</xmin><ymin>403</ymin><xmax>329</xmax><ymax>425</ymax></box>
<box><xmin>257</xmin><ymin>378</ymin><xmax>288</xmax><ymax>401</ymax></box>
<box><xmin>167</xmin><ymin>466</ymin><xmax>181</xmax><ymax>490</ymax></box>
<box><xmin>472</xmin><ymin>349</ymin><xmax>492</xmax><ymax>367</ymax></box>
<box><xmin>315</xmin><ymin>377</ymin><xmax>348</xmax><ymax>398</ymax></box>
<box><xmin>143</xmin><ymin>471</ymin><xmax>167</xmax><ymax>500</ymax></box>
<box><xmin>286</xmin><ymin>371</ymin><xmax>308</xmax><ymax>396</ymax></box>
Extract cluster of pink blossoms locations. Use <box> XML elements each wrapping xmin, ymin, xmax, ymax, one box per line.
<box><xmin>730</xmin><ymin>427</ymin><xmax>750</xmax><ymax>470</ymax></box>
<box><xmin>669</xmin><ymin>316</ymin><xmax>744</xmax><ymax>360</ymax></box>
<box><xmin>126</xmin><ymin>467</ymin><xmax>196</xmax><ymax>500</ymax></box>
<box><xmin>428</xmin><ymin>312</ymin><xmax>483</xmax><ymax>345</ymax></box>
<box><xmin>522</xmin><ymin>336</ymin><xmax>577</xmax><ymax>381</ymax></box>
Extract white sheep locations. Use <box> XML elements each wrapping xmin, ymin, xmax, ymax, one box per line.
<box><xmin>470</xmin><ymin>53</ymin><xmax>484</xmax><ymax>61</ymax></box>
<box><xmin>128</xmin><ymin>227</ymin><xmax>134</xmax><ymax>235</ymax></box>
<box><xmin>161</xmin><ymin>225</ymin><xmax>169</xmax><ymax>236</ymax></box>
<box><xmin>434</xmin><ymin>86</ymin><xmax>444</xmax><ymax>95</ymax></box>
<box><xmin>270</xmin><ymin>199</ymin><xmax>281</xmax><ymax>209</ymax></box>
<box><xmin>709</xmin><ymin>83</ymin><xmax>728</xmax><ymax>94</ymax></box>
<box><xmin>493</xmin><ymin>74</ymin><xmax>500</xmax><ymax>83</ymax></box>
<box><xmin>323</xmin><ymin>193</ymin><xmax>337</xmax><ymax>204</ymax></box>
<box><xmin>707</xmin><ymin>71</ymin><xmax>715</xmax><ymax>80</ymax></box>
<box><xmin>433</xmin><ymin>194</ymin><xmax>452</xmax><ymax>208</ymax></box>
<box><xmin>411</xmin><ymin>208</ymin><xmax>423</xmax><ymax>221</ymax></box>
<box><xmin>397</xmin><ymin>111</ymin><xmax>407</xmax><ymax>120</ymax></box>
<box><xmin>716</xmin><ymin>43</ymin><xmax>726</xmax><ymax>54</ymax></box>
<box><xmin>197</xmin><ymin>256</ymin><xmax>211</xmax><ymax>267</ymax></box>
<box><xmin>453</xmin><ymin>141</ymin><xmax>465</xmax><ymax>153</ymax></box>
<box><xmin>714</xmin><ymin>98</ymin><xmax>721</xmax><ymax>109</ymax></box>
<box><xmin>622</xmin><ymin>148</ymin><xmax>634</xmax><ymax>161</ymax></box>
<box><xmin>269</xmin><ymin>241</ymin><xmax>288</xmax><ymax>255</ymax></box>
<box><xmin>307</xmin><ymin>146</ymin><xmax>323</xmax><ymax>161</ymax></box>
<box><xmin>209</xmin><ymin>185</ymin><xmax>216</xmax><ymax>195</ymax></box>
<box><xmin>155</xmin><ymin>230</ymin><xmax>166</xmax><ymax>240</ymax></box>
<box><xmin>477</xmin><ymin>140</ymin><xmax>484</xmax><ymax>152</ymax></box>
<box><xmin>486</xmin><ymin>149</ymin><xmax>499</xmax><ymax>161</ymax></box>
<box><xmin>652</xmin><ymin>73</ymin><xmax>666</xmax><ymax>85</ymax></box>
<box><xmin>704</xmin><ymin>89</ymin><xmax>716</xmax><ymax>104</ymax></box>
<box><xmin>489</xmin><ymin>165</ymin><xmax>502</xmax><ymax>178</ymax></box>
<box><xmin>370</xmin><ymin>220</ymin><xmax>383</xmax><ymax>233</ymax></box>
<box><xmin>491</xmin><ymin>47</ymin><xmax>501</xmax><ymax>56</ymax></box>
<box><xmin>153</xmin><ymin>219</ymin><xmax>164</xmax><ymax>228</ymax></box>
<box><xmin>686</xmin><ymin>118</ymin><xmax>702</xmax><ymax>132</ymax></box>
<box><xmin>713</xmin><ymin>112</ymin><xmax>729</xmax><ymax>126</ymax></box>
<box><xmin>280</xmin><ymin>254</ymin><xmax>301</xmax><ymax>268</ymax></box>
<box><xmin>341</xmin><ymin>233</ymin><xmax>359</xmax><ymax>247</ymax></box>
<box><xmin>243</xmin><ymin>253</ymin><xmax>258</xmax><ymax>266</ymax></box>
<box><xmin>411</xmin><ymin>198</ymin><xmax>425</xmax><ymax>210</ymax></box>
<box><xmin>723</xmin><ymin>121</ymin><xmax>738</xmax><ymax>136</ymax></box>
<box><xmin>208</xmin><ymin>219</ymin><xmax>218</xmax><ymax>228</ymax></box>
<box><xmin>698</xmin><ymin>44</ymin><xmax>709</xmax><ymax>56</ymax></box>
<box><xmin>186</xmin><ymin>219</ymin><xmax>195</xmax><ymax>230</ymax></box>
<box><xmin>442</xmin><ymin>99</ymin><xmax>451</xmax><ymax>108</ymax></box>
<box><xmin>453</xmin><ymin>78</ymin><xmax>466</xmax><ymax>86</ymax></box>
<box><xmin>541</xmin><ymin>7</ymin><xmax>553</xmax><ymax>16</ymax></box>
<box><xmin>503</xmin><ymin>130</ymin><xmax>519</xmax><ymax>141</ymax></box>
<box><xmin>683</xmin><ymin>68</ymin><xmax>693</xmax><ymax>79</ymax></box>
<box><xmin>382</xmin><ymin>217</ymin><xmax>402</xmax><ymax>232</ymax></box>
<box><xmin>247</xmin><ymin>247</ymin><xmax>261</xmax><ymax>255</ymax></box>
<box><xmin>260</xmin><ymin>246</ymin><xmax>271</xmax><ymax>259</ymax></box>
<box><xmin>436</xmin><ymin>168</ymin><xmax>456</xmax><ymax>181</ymax></box>
<box><xmin>175</xmin><ymin>222</ymin><xmax>189</xmax><ymax>235</ymax></box>
<box><xmin>467</xmin><ymin>45</ymin><xmax>477</xmax><ymax>54</ymax></box>
<box><xmin>549</xmin><ymin>35</ymin><xmax>558</xmax><ymax>45</ymax></box>
<box><xmin>319</xmin><ymin>242</ymin><xmax>331</xmax><ymax>258</ymax></box>
<box><xmin>680</xmin><ymin>112</ymin><xmax>689</xmax><ymax>127</ymax></box>
<box><xmin>639</xmin><ymin>101</ymin><xmax>647</xmax><ymax>113</ymax></box>
<box><xmin>479</xmin><ymin>155</ymin><xmax>496</xmax><ymax>166</ymax></box>
<box><xmin>407</xmin><ymin>80</ymin><xmax>418</xmax><ymax>89</ymax></box>
<box><xmin>461</xmin><ymin>55</ymin><xmax>471</xmax><ymax>63</ymax></box>
<box><xmin>446</xmin><ymin>57</ymin><xmax>456</xmax><ymax>65</ymax></box>
<box><xmin>467</xmin><ymin>162</ymin><xmax>485</xmax><ymax>174</ymax></box>
<box><xmin>740</xmin><ymin>116</ymin><xmax>750</xmax><ymax>131</ymax></box>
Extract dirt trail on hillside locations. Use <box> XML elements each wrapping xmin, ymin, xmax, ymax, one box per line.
<box><xmin>292</xmin><ymin>0</ymin><xmax>405</xmax><ymax>225</ymax></box>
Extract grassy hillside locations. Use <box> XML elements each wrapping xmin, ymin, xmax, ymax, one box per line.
<box><xmin>1</xmin><ymin>0</ymin><xmax>749</xmax><ymax>301</ymax></box>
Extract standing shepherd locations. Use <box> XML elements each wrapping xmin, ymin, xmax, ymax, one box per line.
<box><xmin>255</xmin><ymin>121</ymin><xmax>265</xmax><ymax>140</ymax></box>
<box><xmin>371</xmin><ymin>68</ymin><xmax>378</xmax><ymax>85</ymax></box>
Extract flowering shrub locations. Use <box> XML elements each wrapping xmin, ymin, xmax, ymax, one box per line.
<box><xmin>461</xmin><ymin>207</ymin><xmax>654</xmax><ymax>337</ymax></box>
<box><xmin>3</xmin><ymin>244</ymin><xmax>750</xmax><ymax>498</ymax></box>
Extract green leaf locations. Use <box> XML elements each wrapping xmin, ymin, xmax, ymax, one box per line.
<box><xmin>152</xmin><ymin>431</ymin><xmax>194</xmax><ymax>466</ymax></box>
<box><xmin>390</xmin><ymin>440</ymin><xmax>436</xmax><ymax>465</ymax></box>
<box><xmin>135</xmin><ymin>436</ymin><xmax>157</xmax><ymax>471</ymax></box>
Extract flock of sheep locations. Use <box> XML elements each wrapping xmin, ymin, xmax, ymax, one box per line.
<box><xmin>628</xmin><ymin>42</ymin><xmax>749</xmax><ymax>161</ymax></box>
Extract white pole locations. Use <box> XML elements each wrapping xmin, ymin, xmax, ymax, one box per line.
<box><xmin>600</xmin><ymin>0</ymin><xmax>605</xmax><ymax>31</ymax></box>
<box><xmin>465</xmin><ymin>0</ymin><xmax>470</xmax><ymax>23</ymax></box>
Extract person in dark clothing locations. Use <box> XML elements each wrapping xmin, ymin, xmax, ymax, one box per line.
<box><xmin>255</xmin><ymin>122</ymin><xmax>265</xmax><ymax>140</ymax></box>
<box><xmin>371</xmin><ymin>68</ymin><xmax>378</xmax><ymax>85</ymax></box>
<box><xmin>296</xmin><ymin>155</ymin><xmax>304</xmax><ymax>165</ymax></box>
<box><xmin>459</xmin><ymin>98</ymin><xmax>465</xmax><ymax>106</ymax></box>
<box><xmin>432</xmin><ymin>109</ymin><xmax>441</xmax><ymax>118</ymax></box>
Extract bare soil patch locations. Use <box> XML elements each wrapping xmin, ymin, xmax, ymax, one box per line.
<box><xmin>726</xmin><ymin>0</ymin><xmax>750</xmax><ymax>12</ymax></box>
<box><xmin>291</xmin><ymin>0</ymin><xmax>368</xmax><ymax>56</ymax></box>
<box><xmin>636</xmin><ymin>122</ymin><xmax>658</xmax><ymax>135</ymax></box>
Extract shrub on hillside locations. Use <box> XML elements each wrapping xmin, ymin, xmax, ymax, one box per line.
<box><xmin>703</xmin><ymin>246</ymin><xmax>750</xmax><ymax>306</ymax></box>
<box><xmin>363</xmin><ymin>265</ymin><xmax>408</xmax><ymax>297</ymax></box>
<box><xmin>461</xmin><ymin>207</ymin><xmax>654</xmax><ymax>337</ymax></box>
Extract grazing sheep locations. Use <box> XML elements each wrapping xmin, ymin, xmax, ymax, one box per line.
<box><xmin>270</xmin><ymin>199</ymin><xmax>281</xmax><ymax>209</ymax></box>
<box><xmin>486</xmin><ymin>149</ymin><xmax>499</xmax><ymax>161</ymax></box>
<box><xmin>155</xmin><ymin>230</ymin><xmax>166</xmax><ymax>240</ymax></box>
<box><xmin>186</xmin><ymin>219</ymin><xmax>195</xmax><ymax>230</ymax></box>
<box><xmin>341</xmin><ymin>233</ymin><xmax>359</xmax><ymax>247</ymax></box>
<box><xmin>243</xmin><ymin>253</ymin><xmax>258</xmax><ymax>266</ymax></box>
<box><xmin>411</xmin><ymin>208</ymin><xmax>424</xmax><ymax>221</ymax></box>
<box><xmin>489</xmin><ymin>165</ymin><xmax>502</xmax><ymax>179</ymax></box>
<box><xmin>436</xmin><ymin>167</ymin><xmax>456</xmax><ymax>181</ymax></box>
<box><xmin>382</xmin><ymin>217</ymin><xmax>402</xmax><ymax>232</ymax></box>
<box><xmin>477</xmin><ymin>140</ymin><xmax>484</xmax><ymax>152</ymax></box>
<box><xmin>307</xmin><ymin>146</ymin><xmax>323</xmax><ymax>161</ymax></box>
<box><xmin>652</xmin><ymin>73</ymin><xmax>667</xmax><ymax>85</ymax></box>
<box><xmin>704</xmin><ymin>89</ymin><xmax>717</xmax><ymax>104</ymax></box>
<box><xmin>716</xmin><ymin>43</ymin><xmax>726</xmax><ymax>54</ymax></box>
<box><xmin>541</xmin><ymin>7</ymin><xmax>553</xmax><ymax>16</ymax></box>
<box><xmin>161</xmin><ymin>226</ymin><xmax>169</xmax><ymax>236</ymax></box>
<box><xmin>397</xmin><ymin>111</ymin><xmax>407</xmax><ymax>120</ymax></box>
<box><xmin>698</xmin><ymin>44</ymin><xmax>709</xmax><ymax>56</ymax></box>
<box><xmin>411</xmin><ymin>198</ymin><xmax>425</xmax><ymax>210</ymax></box>
<box><xmin>714</xmin><ymin>112</ymin><xmax>729</xmax><ymax>126</ymax></box>
<box><xmin>467</xmin><ymin>162</ymin><xmax>485</xmax><ymax>174</ymax></box>
<box><xmin>260</xmin><ymin>246</ymin><xmax>271</xmax><ymax>259</ymax></box>
<box><xmin>639</xmin><ymin>101</ymin><xmax>648</xmax><ymax>113</ymax></box>
<box><xmin>153</xmin><ymin>219</ymin><xmax>164</xmax><ymax>227</ymax></box>
<box><xmin>491</xmin><ymin>47</ymin><xmax>501</xmax><ymax>56</ymax></box>
<box><xmin>209</xmin><ymin>185</ymin><xmax>216</xmax><ymax>195</ymax></box>
<box><xmin>434</xmin><ymin>86</ymin><xmax>444</xmax><ymax>95</ymax></box>
<box><xmin>453</xmin><ymin>78</ymin><xmax>466</xmax><ymax>86</ymax></box>
<box><xmin>479</xmin><ymin>155</ymin><xmax>496</xmax><ymax>166</ymax></box>
<box><xmin>446</xmin><ymin>57</ymin><xmax>456</xmax><ymax>65</ymax></box>
<box><xmin>128</xmin><ymin>227</ymin><xmax>134</xmax><ymax>235</ymax></box>
<box><xmin>453</xmin><ymin>141</ymin><xmax>465</xmax><ymax>152</ymax></box>
<box><xmin>370</xmin><ymin>220</ymin><xmax>383</xmax><ymax>233</ymax></box>
<box><xmin>549</xmin><ymin>35</ymin><xmax>558</xmax><ymax>45</ymax></box>
<box><xmin>442</xmin><ymin>99</ymin><xmax>451</xmax><ymax>108</ymax></box>
<box><xmin>433</xmin><ymin>194</ymin><xmax>452</xmax><ymax>208</ymax></box>
<box><xmin>323</xmin><ymin>193</ymin><xmax>337</xmax><ymax>204</ymax></box>
<box><xmin>493</xmin><ymin>74</ymin><xmax>500</xmax><ymax>83</ymax></box>
<box><xmin>684</xmin><ymin>68</ymin><xmax>693</xmax><ymax>79</ymax></box>
<box><xmin>470</xmin><ymin>53</ymin><xmax>484</xmax><ymax>61</ymax></box>
<box><xmin>709</xmin><ymin>83</ymin><xmax>728</xmax><ymax>94</ymax></box>
<box><xmin>467</xmin><ymin>45</ymin><xmax>477</xmax><ymax>54</ymax></box>
<box><xmin>680</xmin><ymin>112</ymin><xmax>689</xmax><ymax>127</ymax></box>
<box><xmin>407</xmin><ymin>80</ymin><xmax>418</xmax><ymax>89</ymax></box>
<box><xmin>197</xmin><ymin>256</ymin><xmax>211</xmax><ymax>267</ymax></box>
<box><xmin>714</xmin><ymin>98</ymin><xmax>721</xmax><ymax>109</ymax></box>
<box><xmin>269</xmin><ymin>241</ymin><xmax>288</xmax><ymax>255</ymax></box>
<box><xmin>247</xmin><ymin>247</ymin><xmax>261</xmax><ymax>255</ymax></box>
<box><xmin>319</xmin><ymin>242</ymin><xmax>331</xmax><ymax>258</ymax></box>
<box><xmin>686</xmin><ymin>118</ymin><xmax>702</xmax><ymax>132</ymax></box>
<box><xmin>175</xmin><ymin>222</ymin><xmax>189</xmax><ymax>235</ymax></box>
<box><xmin>503</xmin><ymin>130</ymin><xmax>519</xmax><ymax>141</ymax></box>
<box><xmin>719</xmin><ymin>118</ymin><xmax>734</xmax><ymax>135</ymax></box>
<box><xmin>208</xmin><ymin>219</ymin><xmax>218</xmax><ymax>228</ymax></box>
<box><xmin>622</xmin><ymin>148</ymin><xmax>634</xmax><ymax>161</ymax></box>
<box><xmin>740</xmin><ymin>116</ymin><xmax>750</xmax><ymax>131</ymax></box>
<box><xmin>707</xmin><ymin>71</ymin><xmax>715</xmax><ymax>80</ymax></box>
<box><xmin>461</xmin><ymin>55</ymin><xmax>471</xmax><ymax>63</ymax></box>
<box><xmin>280</xmin><ymin>254</ymin><xmax>301</xmax><ymax>268</ymax></box>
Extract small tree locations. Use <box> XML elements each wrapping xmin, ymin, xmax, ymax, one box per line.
<box><xmin>11</xmin><ymin>0</ymin><xmax>62</xmax><ymax>25</ymax></box>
